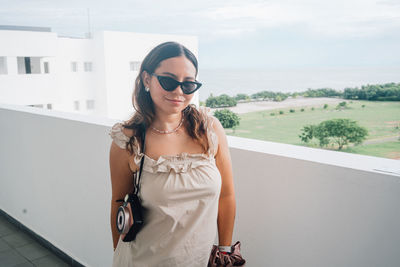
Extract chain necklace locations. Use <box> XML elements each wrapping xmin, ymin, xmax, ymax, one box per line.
<box><xmin>151</xmin><ymin>117</ymin><xmax>184</xmax><ymax>134</ymax></box>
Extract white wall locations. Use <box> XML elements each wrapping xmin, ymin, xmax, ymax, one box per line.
<box><xmin>1</xmin><ymin>103</ymin><xmax>398</xmax><ymax>267</ymax></box>
<box><xmin>0</xmin><ymin>30</ymin><xmax>57</xmax><ymax>56</ymax></box>
<box><xmin>228</xmin><ymin>137</ymin><xmax>400</xmax><ymax>267</ymax></box>
<box><xmin>55</xmin><ymin>37</ymin><xmax>97</xmax><ymax>114</ymax></box>
<box><xmin>0</xmin><ymin>103</ymin><xmax>115</xmax><ymax>267</ymax></box>
<box><xmin>0</xmin><ymin>74</ymin><xmax>57</xmax><ymax>104</ymax></box>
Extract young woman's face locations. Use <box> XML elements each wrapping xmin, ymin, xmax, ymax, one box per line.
<box><xmin>143</xmin><ymin>56</ymin><xmax>197</xmax><ymax>116</ymax></box>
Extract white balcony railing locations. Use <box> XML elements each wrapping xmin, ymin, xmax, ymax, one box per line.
<box><xmin>1</xmin><ymin>102</ymin><xmax>399</xmax><ymax>267</ymax></box>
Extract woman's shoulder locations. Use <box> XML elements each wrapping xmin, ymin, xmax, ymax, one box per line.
<box><xmin>197</xmin><ymin>106</ymin><xmax>215</xmax><ymax>124</ymax></box>
<box><xmin>196</xmin><ymin>106</ymin><xmax>227</xmax><ymax>157</ymax></box>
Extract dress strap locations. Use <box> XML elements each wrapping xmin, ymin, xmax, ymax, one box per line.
<box><xmin>199</xmin><ymin>106</ymin><xmax>219</xmax><ymax>157</ymax></box>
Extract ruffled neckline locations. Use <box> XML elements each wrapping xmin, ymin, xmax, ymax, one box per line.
<box><xmin>144</xmin><ymin>151</ymin><xmax>212</xmax><ymax>163</ymax></box>
<box><xmin>138</xmin><ymin>151</ymin><xmax>216</xmax><ymax>174</ymax></box>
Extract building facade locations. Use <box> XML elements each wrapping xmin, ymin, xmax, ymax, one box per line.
<box><xmin>0</xmin><ymin>26</ymin><xmax>199</xmax><ymax>120</ymax></box>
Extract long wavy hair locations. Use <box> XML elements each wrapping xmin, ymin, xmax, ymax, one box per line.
<box><xmin>121</xmin><ymin>41</ymin><xmax>209</xmax><ymax>156</ymax></box>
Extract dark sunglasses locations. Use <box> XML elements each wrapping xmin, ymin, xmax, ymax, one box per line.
<box><xmin>151</xmin><ymin>73</ymin><xmax>202</xmax><ymax>95</ymax></box>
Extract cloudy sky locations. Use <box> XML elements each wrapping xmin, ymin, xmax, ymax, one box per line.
<box><xmin>1</xmin><ymin>0</ymin><xmax>399</xmax><ymax>69</ymax></box>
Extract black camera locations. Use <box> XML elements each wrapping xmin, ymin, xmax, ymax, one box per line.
<box><xmin>116</xmin><ymin>192</ymin><xmax>145</xmax><ymax>242</ymax></box>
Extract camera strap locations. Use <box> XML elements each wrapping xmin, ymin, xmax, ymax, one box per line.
<box><xmin>133</xmin><ymin>124</ymin><xmax>146</xmax><ymax>195</ymax></box>
<box><xmin>115</xmin><ymin>124</ymin><xmax>146</xmax><ymax>203</ymax></box>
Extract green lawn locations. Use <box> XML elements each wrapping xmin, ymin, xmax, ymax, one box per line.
<box><xmin>225</xmin><ymin>100</ymin><xmax>400</xmax><ymax>160</ymax></box>
<box><xmin>342</xmin><ymin>141</ymin><xmax>400</xmax><ymax>159</ymax></box>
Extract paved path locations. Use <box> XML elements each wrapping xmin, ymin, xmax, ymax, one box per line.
<box><xmin>210</xmin><ymin>97</ymin><xmax>344</xmax><ymax>114</ymax></box>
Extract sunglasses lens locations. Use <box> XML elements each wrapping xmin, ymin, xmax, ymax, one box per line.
<box><xmin>182</xmin><ymin>83</ymin><xmax>197</xmax><ymax>94</ymax></box>
<box><xmin>158</xmin><ymin>76</ymin><xmax>178</xmax><ymax>91</ymax></box>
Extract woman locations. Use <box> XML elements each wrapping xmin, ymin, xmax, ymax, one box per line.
<box><xmin>109</xmin><ymin>41</ymin><xmax>236</xmax><ymax>266</ymax></box>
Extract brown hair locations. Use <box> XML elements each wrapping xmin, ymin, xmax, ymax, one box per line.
<box><xmin>121</xmin><ymin>41</ymin><xmax>209</xmax><ymax>156</ymax></box>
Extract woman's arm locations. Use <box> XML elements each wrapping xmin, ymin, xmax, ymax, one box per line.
<box><xmin>109</xmin><ymin>141</ymin><xmax>135</xmax><ymax>250</ymax></box>
<box><xmin>211</xmin><ymin>116</ymin><xmax>236</xmax><ymax>247</ymax></box>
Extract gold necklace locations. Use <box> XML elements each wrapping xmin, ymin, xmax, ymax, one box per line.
<box><xmin>151</xmin><ymin>117</ymin><xmax>184</xmax><ymax>134</ymax></box>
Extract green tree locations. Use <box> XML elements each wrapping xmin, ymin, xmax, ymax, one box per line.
<box><xmin>343</xmin><ymin>82</ymin><xmax>400</xmax><ymax>101</ymax></box>
<box><xmin>205</xmin><ymin>94</ymin><xmax>218</xmax><ymax>108</ymax></box>
<box><xmin>298</xmin><ymin>125</ymin><xmax>317</xmax><ymax>143</ymax></box>
<box><xmin>299</xmin><ymin>118</ymin><xmax>368</xmax><ymax>150</ymax></box>
<box><xmin>218</xmin><ymin>94</ymin><xmax>237</xmax><ymax>107</ymax></box>
<box><xmin>303</xmin><ymin>88</ymin><xmax>342</xmax><ymax>98</ymax></box>
<box><xmin>205</xmin><ymin>94</ymin><xmax>237</xmax><ymax>108</ymax></box>
<box><xmin>214</xmin><ymin>109</ymin><xmax>240</xmax><ymax>129</ymax></box>
<box><xmin>235</xmin><ymin>93</ymin><xmax>250</xmax><ymax>101</ymax></box>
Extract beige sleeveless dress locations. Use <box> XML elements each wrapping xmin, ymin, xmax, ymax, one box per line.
<box><xmin>109</xmin><ymin>107</ymin><xmax>222</xmax><ymax>267</ymax></box>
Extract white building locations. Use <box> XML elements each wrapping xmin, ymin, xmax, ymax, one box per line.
<box><xmin>0</xmin><ymin>25</ymin><xmax>199</xmax><ymax>120</ymax></box>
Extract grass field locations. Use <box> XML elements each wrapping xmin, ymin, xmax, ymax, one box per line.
<box><xmin>224</xmin><ymin>100</ymin><xmax>400</xmax><ymax>160</ymax></box>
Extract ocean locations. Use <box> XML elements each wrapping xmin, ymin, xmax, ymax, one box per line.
<box><xmin>197</xmin><ymin>67</ymin><xmax>400</xmax><ymax>101</ymax></box>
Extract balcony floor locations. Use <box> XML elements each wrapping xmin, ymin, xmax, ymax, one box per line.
<box><xmin>0</xmin><ymin>215</ymin><xmax>70</xmax><ymax>267</ymax></box>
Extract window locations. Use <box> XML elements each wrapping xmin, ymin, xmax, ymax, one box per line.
<box><xmin>17</xmin><ymin>57</ymin><xmax>41</xmax><ymax>74</ymax></box>
<box><xmin>71</xmin><ymin>62</ymin><xmax>78</xmax><ymax>72</ymax></box>
<box><xmin>84</xmin><ymin>62</ymin><xmax>93</xmax><ymax>72</ymax></box>
<box><xmin>0</xmin><ymin>57</ymin><xmax>7</xmax><ymax>74</ymax></box>
<box><xmin>17</xmin><ymin>57</ymin><xmax>31</xmax><ymax>74</ymax></box>
<box><xmin>44</xmin><ymin>62</ymin><xmax>50</xmax><ymax>73</ymax></box>
<box><xmin>25</xmin><ymin>57</ymin><xmax>31</xmax><ymax>73</ymax></box>
<box><xmin>27</xmin><ymin>104</ymin><xmax>44</xmax><ymax>108</ymax></box>
<box><xmin>47</xmin><ymin>103</ymin><xmax>52</xmax><ymax>110</ymax></box>
<box><xmin>86</xmin><ymin>99</ymin><xmax>95</xmax><ymax>109</ymax></box>
<box><xmin>74</xmin><ymin>100</ymin><xmax>80</xmax><ymax>110</ymax></box>
<box><xmin>130</xmin><ymin>61</ymin><xmax>141</xmax><ymax>71</ymax></box>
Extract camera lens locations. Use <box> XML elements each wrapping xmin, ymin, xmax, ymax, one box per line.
<box><xmin>116</xmin><ymin>208</ymin><xmax>125</xmax><ymax>233</ymax></box>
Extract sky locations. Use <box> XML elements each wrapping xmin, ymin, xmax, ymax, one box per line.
<box><xmin>1</xmin><ymin>0</ymin><xmax>400</xmax><ymax>69</ymax></box>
